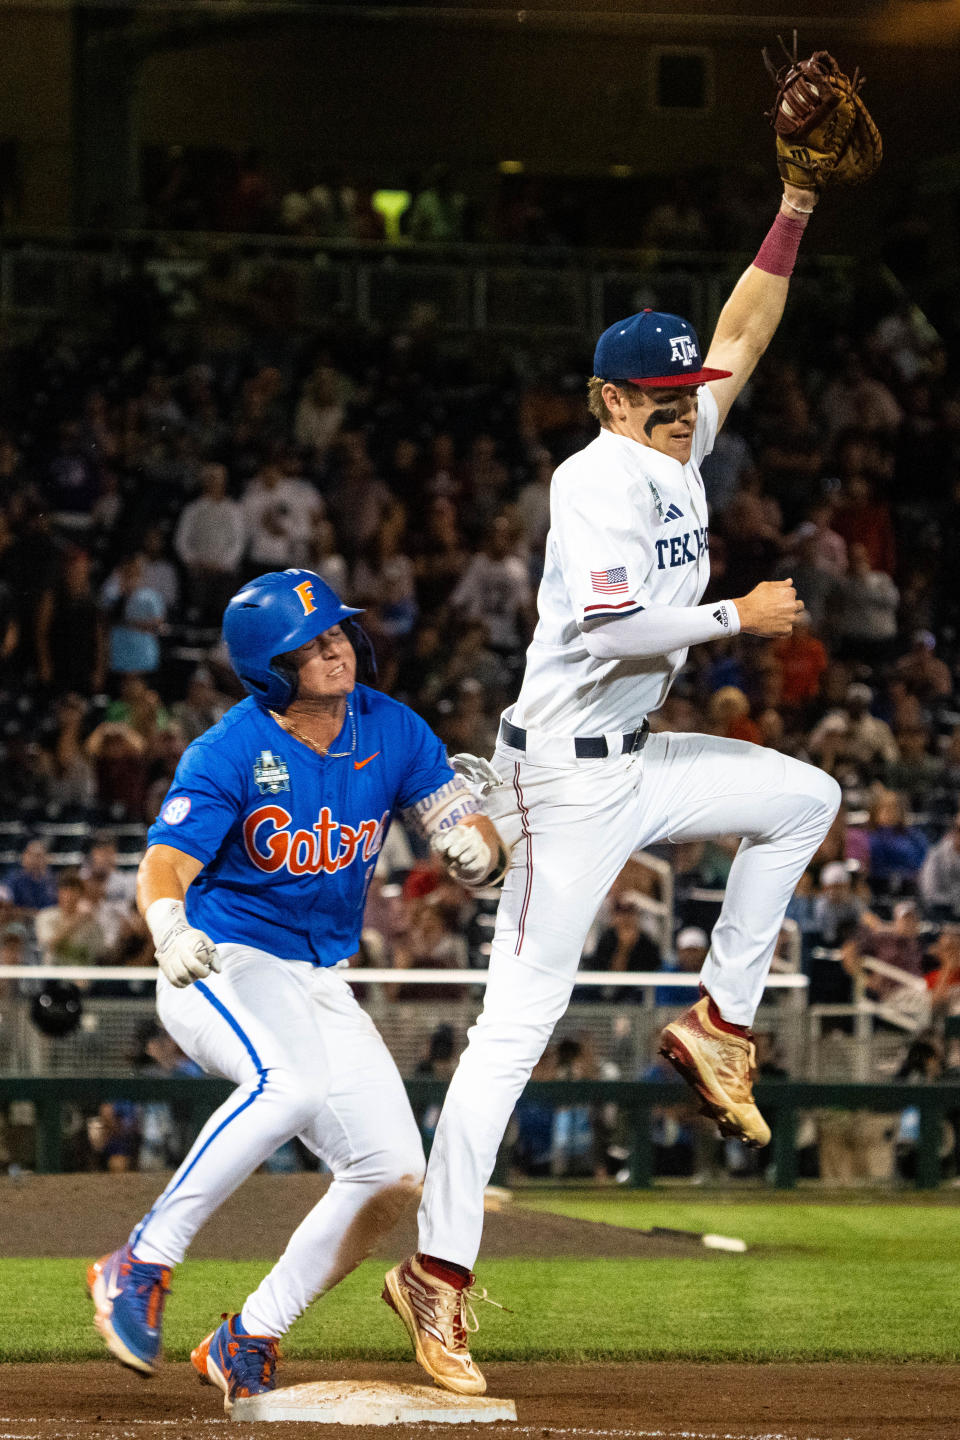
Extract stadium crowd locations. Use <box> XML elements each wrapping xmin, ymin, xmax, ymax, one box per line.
<box><xmin>2</xmin><ymin>230</ymin><xmax>960</xmax><ymax>1179</ymax></box>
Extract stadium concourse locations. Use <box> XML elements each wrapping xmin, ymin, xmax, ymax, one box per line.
<box><xmin>2</xmin><ymin>233</ymin><xmax>960</xmax><ymax>1183</ymax></box>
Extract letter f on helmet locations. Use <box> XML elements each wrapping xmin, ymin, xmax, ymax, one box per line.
<box><xmin>294</xmin><ymin>579</ymin><xmax>317</xmax><ymax>615</ymax></box>
<box><xmin>223</xmin><ymin>569</ymin><xmax>364</xmax><ymax>712</ymax></box>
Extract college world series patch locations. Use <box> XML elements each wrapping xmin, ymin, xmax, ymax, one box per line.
<box><xmin>253</xmin><ymin>750</ymin><xmax>291</xmax><ymax>795</ymax></box>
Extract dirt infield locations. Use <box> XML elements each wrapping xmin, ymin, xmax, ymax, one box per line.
<box><xmin>0</xmin><ymin>1173</ymin><xmax>728</xmax><ymax>1259</ymax></box>
<box><xmin>2</xmin><ymin>1359</ymin><xmax>959</xmax><ymax>1440</ymax></box>
<box><xmin>4</xmin><ymin>1175</ymin><xmax>959</xmax><ymax>1440</ymax></box>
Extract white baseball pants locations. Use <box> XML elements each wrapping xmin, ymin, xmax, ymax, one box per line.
<box><xmin>419</xmin><ymin>730</ymin><xmax>840</xmax><ymax>1268</ymax></box>
<box><xmin>131</xmin><ymin>945</ymin><xmax>425</xmax><ymax>1337</ymax></box>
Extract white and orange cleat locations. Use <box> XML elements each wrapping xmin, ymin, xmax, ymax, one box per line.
<box><xmin>382</xmin><ymin>1255</ymin><xmax>488</xmax><ymax>1396</ymax></box>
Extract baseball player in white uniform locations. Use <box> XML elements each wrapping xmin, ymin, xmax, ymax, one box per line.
<box><xmin>383</xmin><ymin>179</ymin><xmax>841</xmax><ymax>1394</ymax></box>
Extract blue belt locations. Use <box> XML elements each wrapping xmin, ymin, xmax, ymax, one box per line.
<box><xmin>500</xmin><ymin>717</ymin><xmax>649</xmax><ymax>759</ymax></box>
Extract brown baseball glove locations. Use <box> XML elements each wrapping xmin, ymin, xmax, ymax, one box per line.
<box><xmin>763</xmin><ymin>33</ymin><xmax>882</xmax><ymax>190</ymax></box>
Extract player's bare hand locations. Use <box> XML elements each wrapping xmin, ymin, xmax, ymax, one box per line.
<box><xmin>146</xmin><ymin>898</ymin><xmax>222</xmax><ymax>988</ymax></box>
<box><xmin>734</xmin><ymin>579</ymin><xmax>804</xmax><ymax>637</ymax></box>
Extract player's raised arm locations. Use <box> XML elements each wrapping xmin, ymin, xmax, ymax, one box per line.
<box><xmin>705</xmin><ymin>38</ymin><xmax>881</xmax><ymax>432</ymax></box>
<box><xmin>137</xmin><ymin>842</ymin><xmax>221</xmax><ymax>989</ymax></box>
<box><xmin>702</xmin><ymin>181</ymin><xmax>817</xmax><ymax>431</ymax></box>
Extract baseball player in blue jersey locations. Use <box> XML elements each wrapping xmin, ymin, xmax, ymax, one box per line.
<box><xmin>87</xmin><ymin>569</ymin><xmax>506</xmax><ymax>1410</ymax></box>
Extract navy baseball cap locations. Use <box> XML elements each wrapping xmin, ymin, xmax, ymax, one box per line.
<box><xmin>593</xmin><ymin>309</ymin><xmax>732</xmax><ymax>388</ymax></box>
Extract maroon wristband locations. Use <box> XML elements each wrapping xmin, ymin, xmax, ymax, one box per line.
<box><xmin>753</xmin><ymin>212</ymin><xmax>806</xmax><ymax>278</ymax></box>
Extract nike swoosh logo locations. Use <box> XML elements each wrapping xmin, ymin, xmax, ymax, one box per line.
<box><xmin>354</xmin><ymin>752</ymin><xmax>380</xmax><ymax>771</ymax></box>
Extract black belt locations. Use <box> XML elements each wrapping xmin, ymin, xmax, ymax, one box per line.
<box><xmin>500</xmin><ymin>717</ymin><xmax>649</xmax><ymax>759</ymax></box>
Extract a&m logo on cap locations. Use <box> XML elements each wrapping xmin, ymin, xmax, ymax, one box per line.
<box><xmin>669</xmin><ymin>335</ymin><xmax>698</xmax><ymax>366</ymax></box>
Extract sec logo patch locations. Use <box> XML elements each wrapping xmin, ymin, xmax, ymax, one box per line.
<box><xmin>162</xmin><ymin>796</ymin><xmax>192</xmax><ymax>825</ymax></box>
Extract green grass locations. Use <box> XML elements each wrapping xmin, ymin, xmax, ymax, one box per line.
<box><xmin>5</xmin><ymin>1193</ymin><xmax>960</xmax><ymax>1363</ymax></box>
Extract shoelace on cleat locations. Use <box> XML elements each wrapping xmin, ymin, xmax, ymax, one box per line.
<box><xmin>224</xmin><ymin>1332</ymin><xmax>280</xmax><ymax>1395</ymax></box>
<box><xmin>117</xmin><ymin>1259</ymin><xmax>171</xmax><ymax>1331</ymax></box>
<box><xmin>431</xmin><ymin>1281</ymin><xmax>511</xmax><ymax>1351</ymax></box>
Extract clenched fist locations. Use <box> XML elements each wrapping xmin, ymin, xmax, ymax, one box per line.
<box><xmin>734</xmin><ymin>578</ymin><xmax>804</xmax><ymax>637</ymax></box>
<box><xmin>145</xmin><ymin>898</ymin><xmax>221</xmax><ymax>988</ymax></box>
<box><xmin>431</xmin><ymin>824</ymin><xmax>494</xmax><ymax>886</ymax></box>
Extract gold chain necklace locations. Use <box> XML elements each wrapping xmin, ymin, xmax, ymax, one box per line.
<box><xmin>270</xmin><ymin>701</ymin><xmax>357</xmax><ymax>759</ymax></box>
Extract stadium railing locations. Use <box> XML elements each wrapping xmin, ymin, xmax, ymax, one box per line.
<box><xmin>0</xmin><ymin>1070</ymin><xmax>955</xmax><ymax>1190</ymax></box>
<box><xmin>0</xmin><ymin>230</ymin><xmax>859</xmax><ymax>339</ymax></box>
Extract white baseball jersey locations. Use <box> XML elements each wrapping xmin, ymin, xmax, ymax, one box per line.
<box><xmin>512</xmin><ymin>384</ymin><xmax>719</xmax><ymax>734</ymax></box>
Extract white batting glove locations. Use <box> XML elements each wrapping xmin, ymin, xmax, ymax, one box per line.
<box><xmin>431</xmin><ymin>825</ymin><xmax>493</xmax><ymax>886</ymax></box>
<box><xmin>451</xmin><ymin>752</ymin><xmax>503</xmax><ymax>797</ymax></box>
<box><xmin>145</xmin><ymin>898</ymin><xmax>221</xmax><ymax>989</ymax></box>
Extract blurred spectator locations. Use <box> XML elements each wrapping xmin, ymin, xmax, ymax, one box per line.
<box><xmin>840</xmin><ymin>901</ymin><xmax>927</xmax><ymax>1027</ymax></box>
<box><xmin>510</xmin><ymin>1050</ymin><xmax>557</xmax><ymax>1179</ymax></box>
<box><xmin>894</xmin><ymin>1034</ymin><xmax>952</xmax><ymax>1182</ymax></box>
<box><xmin>515</xmin><ymin>446</ymin><xmax>554</xmax><ymax>561</ymax></box>
<box><xmin>407</xmin><ymin>166</ymin><xmax>467</xmax><ymax>242</ymax></box>
<box><xmin>830</xmin><ymin>471</ymin><xmax>896</xmax><ymax>578</ymax></box>
<box><xmin>920</xmin><ymin>816</ymin><xmax>960</xmax><ymax>919</ymax></box>
<box><xmin>831</xmin><ymin>543</ymin><xmax>899</xmax><ymax>665</ymax></box>
<box><xmin>84</xmin><ymin>720</ymin><xmax>149</xmax><ymax>817</ymax></box>
<box><xmin>434</xmin><ymin>678</ymin><xmax>499</xmax><ymax>757</ymax></box>
<box><xmin>812</xmin><ymin>861</ymin><xmax>868</xmax><ymax>946</ymax></box>
<box><xmin>706</xmin><ymin>686</ymin><xmax>761</xmax><ymax>744</ymax></box>
<box><xmin>450</xmin><ymin>515</ymin><xmax>533</xmax><ymax>658</ymax></box>
<box><xmin>5</xmin><ymin>840</ymin><xmax>57</xmax><ymax>915</ymax></box>
<box><xmin>808</xmin><ymin>682</ymin><xmax>899</xmax><ymax>782</ymax></box>
<box><xmin>413</xmin><ymin>1022</ymin><xmax>459</xmax><ymax>1144</ymax></box>
<box><xmin>854</xmin><ymin>788</ymin><xmax>928</xmax><ymax>893</ymax></box>
<box><xmin>585</xmin><ymin>892</ymin><xmax>662</xmax><ymax>1003</ymax></box>
<box><xmin>294</xmin><ymin>364</ymin><xmax>348</xmax><ymax>459</ymax></box>
<box><xmin>241</xmin><ymin>458</ymin><xmax>323</xmax><ymax>571</ymax></box>
<box><xmin>387</xmin><ymin>899</ymin><xmax>469</xmax><ymax>1001</ymax></box>
<box><xmin>306</xmin><ymin>517</ymin><xmax>350</xmax><ymax>597</ymax></box>
<box><xmin>656</xmin><ymin>926</ymin><xmax>710</xmax><ymax>1007</ymax></box>
<box><xmin>171</xmin><ymin>668</ymin><xmax>231</xmax><ymax>744</ymax></box>
<box><xmin>133</xmin><ymin>1018</ymin><xmax>204</xmax><ymax>1170</ymax></box>
<box><xmin>141</xmin><ymin>525</ymin><xmax>179</xmax><ymax>614</ymax></box>
<box><xmin>80</xmin><ymin>832</ymin><xmax>138</xmax><ymax>906</ymax></box>
<box><xmin>770</xmin><ymin>613</ymin><xmax>828</xmax><ymax>714</ymax></box>
<box><xmin>34</xmin><ymin>871</ymin><xmax>107</xmax><ymax>967</ymax></box>
<box><xmin>412</xmin><ymin>496</ymin><xmax>469</xmax><ymax>614</ymax></box>
<box><xmin>925</xmin><ymin>927</ymin><xmax>960</xmax><ymax>1015</ymax></box>
<box><xmin>0</xmin><ymin>922</ymin><xmax>32</xmax><ymax>1001</ymax></box>
<box><xmin>883</xmin><ymin>723</ymin><xmax>944</xmax><ymax>802</ymax></box>
<box><xmin>550</xmin><ymin>1037</ymin><xmax>600</xmax><ymax>1179</ymax></box>
<box><xmin>351</xmin><ymin>514</ymin><xmax>419</xmax><ymax>642</ymax></box>
<box><xmin>144</xmin><ymin>723</ymin><xmax>188</xmax><ymax>822</ymax></box>
<box><xmin>35</xmin><ymin>548</ymin><xmax>107</xmax><ymax>695</ymax></box>
<box><xmin>818</xmin><ymin>352</ymin><xmax>903</xmax><ymax>446</ymax></box>
<box><xmin>100</xmin><ymin>554</ymin><xmax>166</xmax><ymax>679</ymax></box>
<box><xmin>640</xmin><ymin>178</ymin><xmax>707</xmax><ymax>250</ymax></box>
<box><xmin>174</xmin><ymin>462</ymin><xmax>246</xmax><ymax>622</ymax></box>
<box><xmin>105</xmin><ymin>675</ymin><xmax>171</xmax><ymax>745</ymax></box>
<box><xmin>894</xmin><ymin>630</ymin><xmax>952</xmax><ymax>703</ymax></box>
<box><xmin>221</xmin><ymin>148</ymin><xmax>275</xmax><ymax>232</ymax></box>
<box><xmin>86</xmin><ymin>1100</ymin><xmax>141</xmax><ymax>1173</ymax></box>
<box><xmin>46</xmin><ymin>695</ymin><xmax>96</xmax><ymax>807</ymax></box>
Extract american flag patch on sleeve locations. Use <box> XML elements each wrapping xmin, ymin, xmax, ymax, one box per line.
<box><xmin>590</xmin><ymin>566</ymin><xmax>629</xmax><ymax>594</ymax></box>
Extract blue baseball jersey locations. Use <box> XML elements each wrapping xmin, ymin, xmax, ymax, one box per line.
<box><xmin>147</xmin><ymin>688</ymin><xmax>454</xmax><ymax>965</ymax></box>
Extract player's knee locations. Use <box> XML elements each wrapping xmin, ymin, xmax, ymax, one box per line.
<box><xmin>343</xmin><ymin>1140</ymin><xmax>426</xmax><ymax>1191</ymax></box>
<box><xmin>805</xmin><ymin>766</ymin><xmax>842</xmax><ymax>828</ymax></box>
<box><xmin>470</xmin><ymin>1014</ymin><xmax>554</xmax><ymax>1078</ymax></box>
<box><xmin>264</xmin><ymin>1067</ymin><xmax>331</xmax><ymax>1126</ymax></box>
<box><xmin>783</xmin><ymin>758</ymin><xmax>841</xmax><ymax>831</ymax></box>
